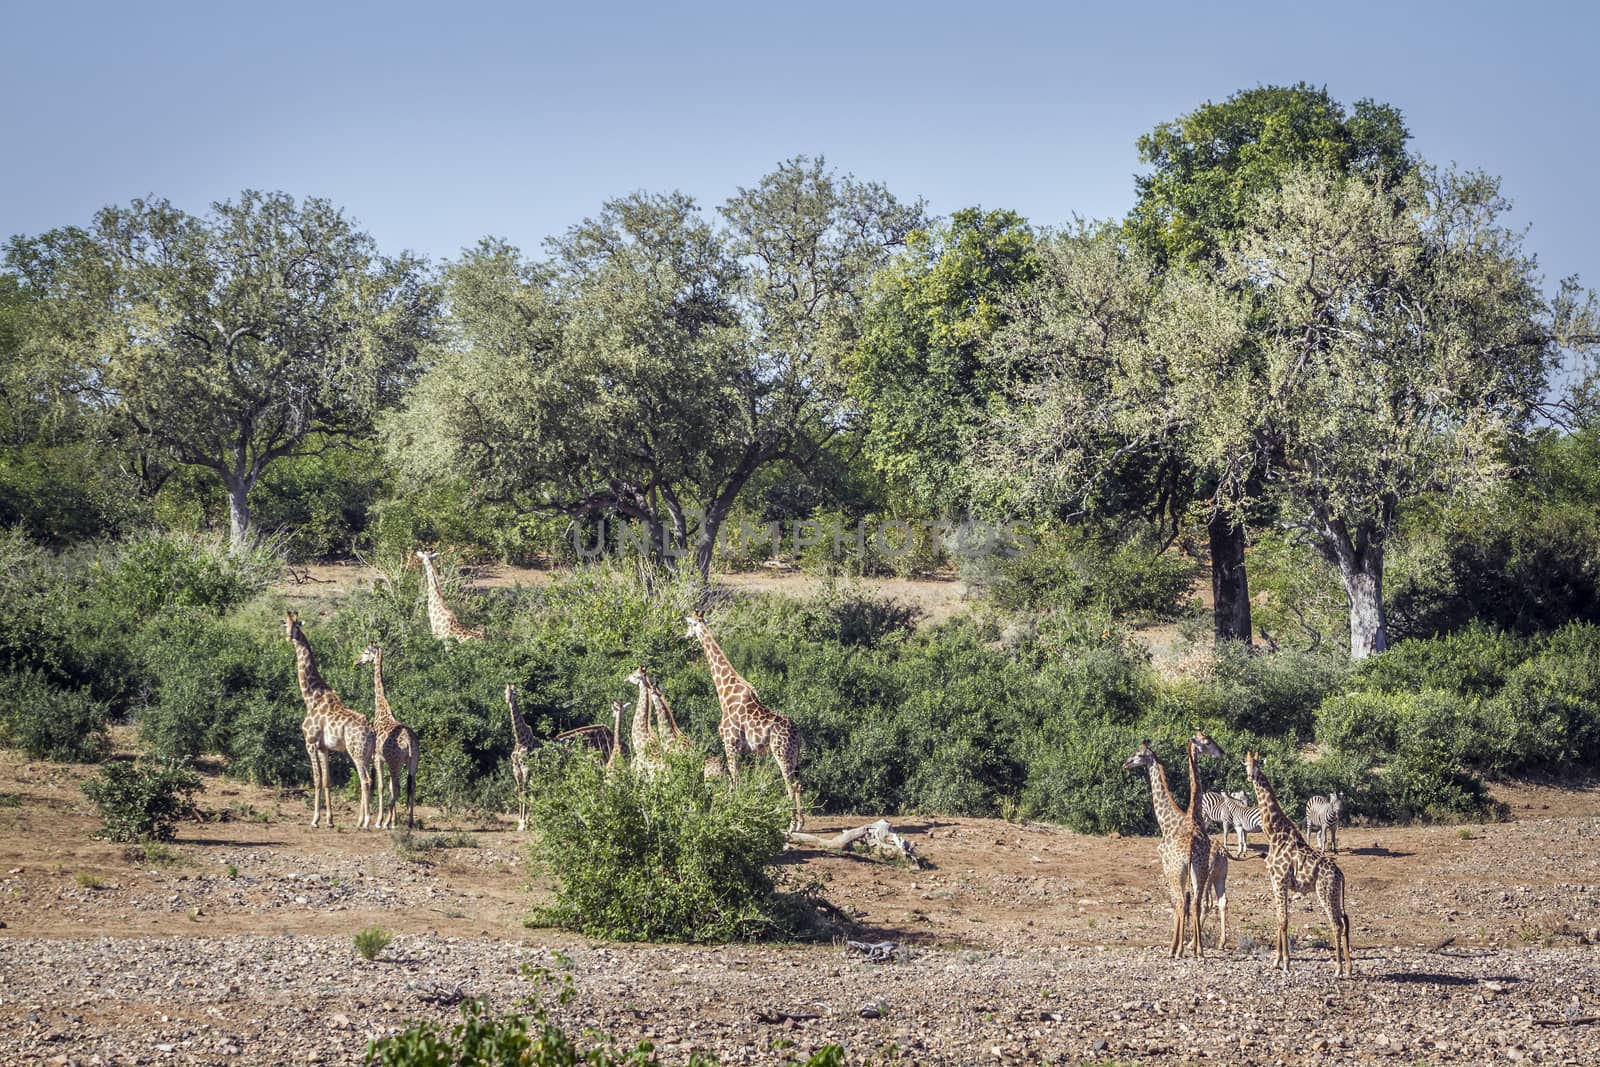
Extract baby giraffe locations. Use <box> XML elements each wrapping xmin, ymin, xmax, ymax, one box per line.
<box><xmin>1244</xmin><ymin>751</ymin><xmax>1354</xmax><ymax>977</ymax></box>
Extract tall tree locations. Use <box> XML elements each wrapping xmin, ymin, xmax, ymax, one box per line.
<box><xmin>6</xmin><ymin>192</ymin><xmax>436</xmax><ymax>548</ymax></box>
<box><xmin>847</xmin><ymin>208</ymin><xmax>1039</xmax><ymax>514</ymax></box>
<box><xmin>1220</xmin><ymin>167</ymin><xmax>1597</xmax><ymax>657</ymax></box>
<box><xmin>391</xmin><ymin>158</ymin><xmax>924</xmax><ymax>577</ymax></box>
<box><xmin>1124</xmin><ymin>84</ymin><xmax>1416</xmax><ymax>642</ymax></box>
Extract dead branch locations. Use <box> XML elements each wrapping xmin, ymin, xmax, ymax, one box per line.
<box><xmin>785</xmin><ymin>819</ymin><xmax>921</xmax><ymax>868</ymax></box>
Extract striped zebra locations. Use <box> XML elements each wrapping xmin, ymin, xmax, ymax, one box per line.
<box><xmin>1199</xmin><ymin>790</ymin><xmax>1261</xmax><ymax>859</ymax></box>
<box><xmin>1305</xmin><ymin>791</ymin><xmax>1345</xmax><ymax>853</ymax></box>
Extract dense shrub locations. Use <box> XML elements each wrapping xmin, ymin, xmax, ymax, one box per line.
<box><xmin>524</xmin><ymin>748</ymin><xmax>803</xmax><ymax>942</ymax></box>
<box><xmin>991</xmin><ymin>524</ymin><xmax>1198</xmax><ymax>620</ymax></box>
<box><xmin>81</xmin><ymin>757</ymin><xmax>201</xmax><ymax>842</ymax></box>
<box><xmin>0</xmin><ymin>669</ymin><xmax>110</xmax><ymax>762</ymax></box>
<box><xmin>1354</xmin><ymin>622</ymin><xmax>1529</xmax><ymax>698</ymax></box>
<box><xmin>1201</xmin><ymin>643</ymin><xmax>1349</xmax><ymax>737</ymax></box>
<box><xmin>102</xmin><ymin>531</ymin><xmax>280</xmax><ymax>618</ymax></box>
<box><xmin>133</xmin><ymin>612</ymin><xmax>294</xmax><ymax>764</ymax></box>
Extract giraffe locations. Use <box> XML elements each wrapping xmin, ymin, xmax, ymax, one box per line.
<box><xmin>607</xmin><ymin>699</ymin><xmax>624</xmax><ymax>771</ymax></box>
<box><xmin>1244</xmin><ymin>750</ymin><xmax>1354</xmax><ymax>977</ymax></box>
<box><xmin>624</xmin><ymin>666</ymin><xmax>665</xmax><ymax>777</ymax></box>
<box><xmin>1123</xmin><ymin>739</ymin><xmax>1214</xmax><ymax>959</ymax></box>
<box><xmin>630</xmin><ymin>665</ymin><xmax>724</xmax><ymax>779</ymax></box>
<box><xmin>623</xmin><ymin>665</ymin><xmax>692</xmax><ymax>777</ymax></box>
<box><xmin>685</xmin><ymin>612</ymin><xmax>804</xmax><ymax>830</ymax></box>
<box><xmin>416</xmin><ymin>550</ymin><xmax>485</xmax><ymax>642</ymax></box>
<box><xmin>354</xmin><ymin>645</ymin><xmax>418</xmax><ymax>830</ymax></box>
<box><xmin>1184</xmin><ymin>730</ymin><xmax>1230</xmax><ymax>949</ymax></box>
<box><xmin>283</xmin><ymin>612</ymin><xmax>377</xmax><ymax>829</ymax></box>
<box><xmin>504</xmin><ymin>683</ymin><xmax>535</xmax><ymax>831</ymax></box>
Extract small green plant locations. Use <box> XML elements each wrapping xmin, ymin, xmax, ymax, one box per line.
<box><xmin>74</xmin><ymin>870</ymin><xmax>106</xmax><ymax>890</ymax></box>
<box><xmin>81</xmin><ymin>758</ymin><xmax>201</xmax><ymax>843</ymax></box>
<box><xmin>354</xmin><ymin>926</ymin><xmax>394</xmax><ymax>962</ymax></box>
<box><xmin>225</xmin><ymin>862</ymin><xmax>239</xmax><ymax>879</ymax></box>
<box><xmin>0</xmin><ymin>793</ymin><xmax>22</xmax><ymax>808</ymax></box>
<box><xmin>129</xmin><ymin>841</ymin><xmax>182</xmax><ymax>867</ymax></box>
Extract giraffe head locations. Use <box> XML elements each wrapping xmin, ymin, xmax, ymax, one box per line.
<box><xmin>684</xmin><ymin>612</ymin><xmax>707</xmax><ymax>640</ymax></box>
<box><xmin>505</xmin><ymin>683</ymin><xmax>518</xmax><ymax>704</ymax></box>
<box><xmin>625</xmin><ymin>664</ymin><xmax>655</xmax><ymax>688</ymax></box>
<box><xmin>283</xmin><ymin>611</ymin><xmax>302</xmax><ymax>641</ymax></box>
<box><xmin>1244</xmin><ymin>750</ymin><xmax>1265</xmax><ymax>786</ymax></box>
<box><xmin>611</xmin><ymin>698</ymin><xmax>626</xmax><ymax>722</ymax></box>
<box><xmin>416</xmin><ymin>549</ymin><xmax>440</xmax><ymax>569</ymax></box>
<box><xmin>1190</xmin><ymin>729</ymin><xmax>1224</xmax><ymax>759</ymax></box>
<box><xmin>354</xmin><ymin>644</ymin><xmax>381</xmax><ymax>666</ymax></box>
<box><xmin>1123</xmin><ymin>739</ymin><xmax>1158</xmax><ymax>771</ymax></box>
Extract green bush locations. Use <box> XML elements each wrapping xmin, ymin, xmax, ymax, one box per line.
<box><xmin>0</xmin><ymin>669</ymin><xmax>111</xmax><ymax>762</ymax></box>
<box><xmin>991</xmin><ymin>523</ymin><xmax>1198</xmax><ymax>620</ymax></box>
<box><xmin>102</xmin><ymin>530</ymin><xmax>280</xmax><ymax>618</ymax></box>
<box><xmin>81</xmin><ymin>757</ymin><xmax>201</xmax><ymax>843</ymax></box>
<box><xmin>133</xmin><ymin>612</ymin><xmax>293</xmax><ymax>763</ymax></box>
<box><xmin>1204</xmin><ymin>643</ymin><xmax>1349</xmax><ymax>737</ymax></box>
<box><xmin>525</xmin><ymin>748</ymin><xmax>803</xmax><ymax>942</ymax></box>
<box><xmin>1355</xmin><ymin>622</ymin><xmax>1529</xmax><ymax>698</ymax></box>
<box><xmin>365</xmin><ymin>985</ymin><xmax>845</xmax><ymax>1066</ymax></box>
<box><xmin>1315</xmin><ymin>691</ymin><xmax>1404</xmax><ymax>759</ymax></box>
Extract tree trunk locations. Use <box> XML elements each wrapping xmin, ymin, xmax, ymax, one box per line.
<box><xmin>1339</xmin><ymin>555</ymin><xmax>1387</xmax><ymax>660</ymax></box>
<box><xmin>692</xmin><ymin>505</ymin><xmax>730</xmax><ymax>581</ymax></box>
<box><xmin>226</xmin><ymin>476</ymin><xmax>253</xmax><ymax>551</ymax></box>
<box><xmin>1208</xmin><ymin>513</ymin><xmax>1252</xmax><ymax>644</ymax></box>
<box><xmin>1315</xmin><ymin>512</ymin><xmax>1389</xmax><ymax>660</ymax></box>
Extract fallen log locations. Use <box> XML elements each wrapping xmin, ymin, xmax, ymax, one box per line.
<box><xmin>784</xmin><ymin>819</ymin><xmax>921</xmax><ymax>868</ymax></box>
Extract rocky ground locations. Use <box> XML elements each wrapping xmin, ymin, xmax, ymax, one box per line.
<box><xmin>3</xmin><ymin>750</ymin><xmax>1599</xmax><ymax>1065</ymax></box>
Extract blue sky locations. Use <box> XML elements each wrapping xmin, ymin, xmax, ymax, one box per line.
<box><xmin>4</xmin><ymin>0</ymin><xmax>1598</xmax><ymax>290</ymax></box>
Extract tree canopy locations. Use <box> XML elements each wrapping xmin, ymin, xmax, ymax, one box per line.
<box><xmin>4</xmin><ymin>191</ymin><xmax>437</xmax><ymax>548</ymax></box>
<box><xmin>390</xmin><ymin>158</ymin><xmax>924</xmax><ymax>576</ymax></box>
<box><xmin>847</xmin><ymin>208</ymin><xmax>1039</xmax><ymax>514</ymax></box>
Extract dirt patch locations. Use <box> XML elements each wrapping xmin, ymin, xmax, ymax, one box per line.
<box><xmin>4</xmin><ymin>747</ymin><xmax>1600</xmax><ymax>1063</ymax></box>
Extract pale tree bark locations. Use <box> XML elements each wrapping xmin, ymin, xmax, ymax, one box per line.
<box><xmin>1312</xmin><ymin>506</ymin><xmax>1391</xmax><ymax>660</ymax></box>
<box><xmin>226</xmin><ymin>477</ymin><xmax>253</xmax><ymax>550</ymax></box>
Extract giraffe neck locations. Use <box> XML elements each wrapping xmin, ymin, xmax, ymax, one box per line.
<box><xmin>696</xmin><ymin>629</ymin><xmax>754</xmax><ymax>716</ymax></box>
<box><xmin>630</xmin><ymin>682</ymin><xmax>654</xmax><ymax>753</ymax></box>
<box><xmin>1250</xmin><ymin>775</ymin><xmax>1298</xmax><ymax>843</ymax></box>
<box><xmin>1186</xmin><ymin>741</ymin><xmax>1201</xmax><ymax>820</ymax></box>
<box><xmin>370</xmin><ymin>650</ymin><xmax>397</xmax><ymax>730</ymax></box>
<box><xmin>1146</xmin><ymin>761</ymin><xmax>1187</xmax><ymax>838</ymax></box>
<box><xmin>290</xmin><ymin>630</ymin><xmax>331</xmax><ymax>704</ymax></box>
<box><xmin>421</xmin><ymin>558</ymin><xmax>456</xmax><ymax>624</ymax></box>
<box><xmin>507</xmin><ymin>691</ymin><xmax>532</xmax><ymax>750</ymax></box>
<box><xmin>648</xmin><ymin>681</ymin><xmax>681</xmax><ymax>738</ymax></box>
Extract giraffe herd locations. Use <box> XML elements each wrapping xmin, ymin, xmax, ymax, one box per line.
<box><xmin>285</xmin><ymin>548</ymin><xmax>1355</xmax><ymax>975</ymax></box>
<box><xmin>1126</xmin><ymin>733</ymin><xmax>1354</xmax><ymax>976</ymax></box>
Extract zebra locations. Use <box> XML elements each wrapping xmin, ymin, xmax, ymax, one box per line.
<box><xmin>1199</xmin><ymin>790</ymin><xmax>1261</xmax><ymax>859</ymax></box>
<box><xmin>1305</xmin><ymin>790</ymin><xmax>1345</xmax><ymax>853</ymax></box>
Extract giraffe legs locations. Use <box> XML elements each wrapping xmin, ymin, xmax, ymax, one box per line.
<box><xmin>1320</xmin><ymin>872</ymin><xmax>1353</xmax><ymax>977</ymax></box>
<box><xmin>1272</xmin><ymin>884</ymin><xmax>1292</xmax><ymax>973</ymax></box>
<box><xmin>307</xmin><ymin>742</ymin><xmax>324</xmax><ymax>827</ymax></box>
<box><xmin>1188</xmin><ymin>863</ymin><xmax>1205</xmax><ymax>959</ymax></box>
<box><xmin>316</xmin><ymin>748</ymin><xmax>334</xmax><ymax>828</ymax></box>
<box><xmin>355</xmin><ymin>752</ymin><xmax>374</xmax><ymax>830</ymax></box>
<box><xmin>1208</xmin><ymin>850</ymin><xmax>1229</xmax><ymax>951</ymax></box>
